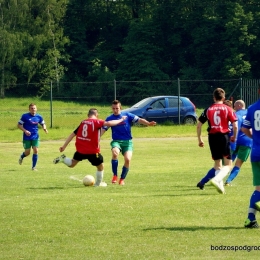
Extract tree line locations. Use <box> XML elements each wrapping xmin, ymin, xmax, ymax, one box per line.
<box><xmin>1</xmin><ymin>0</ymin><xmax>260</xmax><ymax>99</ymax></box>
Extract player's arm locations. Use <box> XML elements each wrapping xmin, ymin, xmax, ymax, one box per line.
<box><xmin>59</xmin><ymin>132</ymin><xmax>76</xmax><ymax>152</ymax></box>
<box><xmin>17</xmin><ymin>123</ymin><xmax>31</xmax><ymax>136</ymax></box>
<box><xmin>230</xmin><ymin>121</ymin><xmax>238</xmax><ymax>142</ymax></box>
<box><xmin>241</xmin><ymin>127</ymin><xmax>252</xmax><ymax>139</ymax></box>
<box><xmin>197</xmin><ymin>121</ymin><xmax>204</xmax><ymax>147</ymax></box>
<box><xmin>103</xmin><ymin>116</ymin><xmax>127</xmax><ymax>127</ymax></box>
<box><xmin>138</xmin><ymin>118</ymin><xmax>156</xmax><ymax>126</ymax></box>
<box><xmin>101</xmin><ymin>116</ymin><xmax>128</xmax><ymax>136</ymax></box>
<box><xmin>41</xmin><ymin>123</ymin><xmax>48</xmax><ymax>134</ymax></box>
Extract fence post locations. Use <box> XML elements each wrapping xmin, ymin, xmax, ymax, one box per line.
<box><xmin>114</xmin><ymin>79</ymin><xmax>116</xmax><ymax>100</ymax></box>
<box><xmin>50</xmin><ymin>81</ymin><xmax>53</xmax><ymax>128</ymax></box>
<box><xmin>178</xmin><ymin>78</ymin><xmax>181</xmax><ymax>125</ymax></box>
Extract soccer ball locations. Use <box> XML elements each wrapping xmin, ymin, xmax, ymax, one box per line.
<box><xmin>83</xmin><ymin>175</ymin><xmax>95</xmax><ymax>186</ymax></box>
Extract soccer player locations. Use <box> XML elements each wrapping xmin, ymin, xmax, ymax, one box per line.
<box><xmin>225</xmin><ymin>100</ymin><xmax>252</xmax><ymax>186</ymax></box>
<box><xmin>101</xmin><ymin>100</ymin><xmax>156</xmax><ymax>185</ymax></box>
<box><xmin>196</xmin><ymin>88</ymin><xmax>237</xmax><ymax>194</ymax></box>
<box><xmin>241</xmin><ymin>88</ymin><xmax>260</xmax><ymax>228</ymax></box>
<box><xmin>18</xmin><ymin>103</ymin><xmax>48</xmax><ymax>171</ymax></box>
<box><xmin>53</xmin><ymin>108</ymin><xmax>127</xmax><ymax>187</ymax></box>
<box><xmin>196</xmin><ymin>99</ymin><xmax>236</xmax><ymax>190</ymax></box>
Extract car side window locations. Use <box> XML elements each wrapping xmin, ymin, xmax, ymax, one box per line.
<box><xmin>151</xmin><ymin>99</ymin><xmax>166</xmax><ymax>109</ymax></box>
<box><xmin>168</xmin><ymin>98</ymin><xmax>183</xmax><ymax>108</ymax></box>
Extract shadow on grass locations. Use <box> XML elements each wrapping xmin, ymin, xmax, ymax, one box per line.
<box><xmin>143</xmin><ymin>226</ymin><xmax>245</xmax><ymax>231</ymax></box>
<box><xmin>27</xmin><ymin>186</ymin><xmax>82</xmax><ymax>190</ymax></box>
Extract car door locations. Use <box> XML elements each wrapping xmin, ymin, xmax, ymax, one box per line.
<box><xmin>166</xmin><ymin>97</ymin><xmax>185</xmax><ymax>123</ymax></box>
<box><xmin>143</xmin><ymin>98</ymin><xmax>167</xmax><ymax>123</ymax></box>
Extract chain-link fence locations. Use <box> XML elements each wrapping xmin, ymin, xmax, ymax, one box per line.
<box><xmin>1</xmin><ymin>78</ymin><xmax>258</xmax><ymax>130</ymax></box>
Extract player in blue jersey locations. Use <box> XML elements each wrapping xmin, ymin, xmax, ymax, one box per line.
<box><xmin>102</xmin><ymin>100</ymin><xmax>156</xmax><ymax>185</ymax></box>
<box><xmin>241</xmin><ymin>89</ymin><xmax>260</xmax><ymax>228</ymax></box>
<box><xmin>18</xmin><ymin>103</ymin><xmax>48</xmax><ymax>170</ymax></box>
<box><xmin>225</xmin><ymin>100</ymin><xmax>252</xmax><ymax>186</ymax></box>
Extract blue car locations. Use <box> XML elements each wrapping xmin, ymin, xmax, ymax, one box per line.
<box><xmin>122</xmin><ymin>96</ymin><xmax>197</xmax><ymax>124</ymax></box>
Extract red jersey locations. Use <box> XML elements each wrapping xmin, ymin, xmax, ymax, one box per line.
<box><xmin>199</xmin><ymin>103</ymin><xmax>237</xmax><ymax>134</ymax></box>
<box><xmin>74</xmin><ymin>118</ymin><xmax>105</xmax><ymax>154</ymax></box>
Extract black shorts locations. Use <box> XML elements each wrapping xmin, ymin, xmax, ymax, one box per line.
<box><xmin>208</xmin><ymin>133</ymin><xmax>231</xmax><ymax>160</ymax></box>
<box><xmin>73</xmin><ymin>152</ymin><xmax>104</xmax><ymax>166</ymax></box>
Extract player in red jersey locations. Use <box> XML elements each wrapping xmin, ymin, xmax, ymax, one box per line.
<box><xmin>197</xmin><ymin>88</ymin><xmax>238</xmax><ymax>194</ymax></box>
<box><xmin>53</xmin><ymin>108</ymin><xmax>127</xmax><ymax>187</ymax></box>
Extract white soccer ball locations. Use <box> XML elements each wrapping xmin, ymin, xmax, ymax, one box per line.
<box><xmin>83</xmin><ymin>175</ymin><xmax>95</xmax><ymax>186</ymax></box>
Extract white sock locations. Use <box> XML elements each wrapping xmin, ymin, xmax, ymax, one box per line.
<box><xmin>213</xmin><ymin>166</ymin><xmax>230</xmax><ymax>182</ymax></box>
<box><xmin>63</xmin><ymin>157</ymin><xmax>72</xmax><ymax>167</ymax></box>
<box><xmin>95</xmin><ymin>171</ymin><xmax>103</xmax><ymax>186</ymax></box>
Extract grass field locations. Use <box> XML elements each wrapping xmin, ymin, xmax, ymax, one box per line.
<box><xmin>1</xmin><ymin>98</ymin><xmax>259</xmax><ymax>259</ymax></box>
<box><xmin>1</xmin><ymin>138</ymin><xmax>259</xmax><ymax>260</ymax></box>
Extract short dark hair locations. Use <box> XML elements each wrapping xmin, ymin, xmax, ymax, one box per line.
<box><xmin>29</xmin><ymin>103</ymin><xmax>36</xmax><ymax>108</ymax></box>
<box><xmin>112</xmin><ymin>100</ymin><xmax>121</xmax><ymax>106</ymax></box>
<box><xmin>88</xmin><ymin>108</ymin><xmax>98</xmax><ymax>117</ymax></box>
<box><xmin>213</xmin><ymin>88</ymin><xmax>225</xmax><ymax>101</ymax></box>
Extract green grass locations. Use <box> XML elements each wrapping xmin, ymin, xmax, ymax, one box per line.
<box><xmin>1</xmin><ymin>98</ymin><xmax>256</xmax><ymax>259</ymax></box>
<box><xmin>1</xmin><ymin>138</ymin><xmax>259</xmax><ymax>260</ymax></box>
<box><xmin>0</xmin><ymin>97</ymin><xmax>204</xmax><ymax>142</ymax></box>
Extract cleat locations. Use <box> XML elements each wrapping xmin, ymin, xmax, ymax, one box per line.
<box><xmin>32</xmin><ymin>167</ymin><xmax>38</xmax><ymax>171</ymax></box>
<box><xmin>53</xmin><ymin>154</ymin><xmax>66</xmax><ymax>164</ymax></box>
<box><xmin>224</xmin><ymin>182</ymin><xmax>232</xmax><ymax>186</ymax></box>
<box><xmin>19</xmin><ymin>157</ymin><xmax>23</xmax><ymax>165</ymax></box>
<box><xmin>244</xmin><ymin>218</ymin><xmax>259</xmax><ymax>228</ymax></box>
<box><xmin>112</xmin><ymin>175</ymin><xmax>118</xmax><ymax>184</ymax></box>
<box><xmin>210</xmin><ymin>179</ymin><xmax>225</xmax><ymax>194</ymax></box>
<box><xmin>95</xmin><ymin>182</ymin><xmax>107</xmax><ymax>187</ymax></box>
<box><xmin>255</xmin><ymin>201</ymin><xmax>260</xmax><ymax>211</ymax></box>
<box><xmin>119</xmin><ymin>179</ymin><xmax>125</xmax><ymax>186</ymax></box>
<box><xmin>196</xmin><ymin>182</ymin><xmax>204</xmax><ymax>190</ymax></box>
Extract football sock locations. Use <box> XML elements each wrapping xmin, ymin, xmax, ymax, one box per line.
<box><xmin>226</xmin><ymin>166</ymin><xmax>240</xmax><ymax>183</ymax></box>
<box><xmin>21</xmin><ymin>152</ymin><xmax>26</xmax><ymax>159</ymax></box>
<box><xmin>248</xmin><ymin>190</ymin><xmax>260</xmax><ymax>221</ymax></box>
<box><xmin>231</xmin><ymin>153</ymin><xmax>237</xmax><ymax>162</ymax></box>
<box><xmin>121</xmin><ymin>166</ymin><xmax>129</xmax><ymax>179</ymax></box>
<box><xmin>95</xmin><ymin>171</ymin><xmax>103</xmax><ymax>186</ymax></box>
<box><xmin>112</xmin><ymin>160</ymin><xmax>118</xmax><ymax>176</ymax></box>
<box><xmin>212</xmin><ymin>166</ymin><xmax>230</xmax><ymax>182</ymax></box>
<box><xmin>63</xmin><ymin>157</ymin><xmax>72</xmax><ymax>166</ymax></box>
<box><xmin>200</xmin><ymin>168</ymin><xmax>215</xmax><ymax>184</ymax></box>
<box><xmin>32</xmin><ymin>154</ymin><xmax>38</xmax><ymax>168</ymax></box>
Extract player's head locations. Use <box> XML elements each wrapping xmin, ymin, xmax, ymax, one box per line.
<box><xmin>234</xmin><ymin>100</ymin><xmax>245</xmax><ymax>111</ymax></box>
<box><xmin>112</xmin><ymin>100</ymin><xmax>122</xmax><ymax>115</ymax></box>
<box><xmin>29</xmin><ymin>103</ymin><xmax>37</xmax><ymax>115</ymax></box>
<box><xmin>213</xmin><ymin>88</ymin><xmax>225</xmax><ymax>102</ymax></box>
<box><xmin>223</xmin><ymin>99</ymin><xmax>233</xmax><ymax>108</ymax></box>
<box><xmin>88</xmin><ymin>108</ymin><xmax>98</xmax><ymax>117</ymax></box>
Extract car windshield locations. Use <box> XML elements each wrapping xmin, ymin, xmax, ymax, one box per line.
<box><xmin>131</xmin><ymin>98</ymin><xmax>152</xmax><ymax>108</ymax></box>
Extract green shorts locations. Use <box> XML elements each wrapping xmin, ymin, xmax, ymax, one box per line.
<box><xmin>110</xmin><ymin>140</ymin><xmax>133</xmax><ymax>155</ymax></box>
<box><xmin>251</xmin><ymin>162</ymin><xmax>260</xmax><ymax>186</ymax></box>
<box><xmin>232</xmin><ymin>145</ymin><xmax>251</xmax><ymax>162</ymax></box>
<box><xmin>23</xmin><ymin>140</ymin><xmax>39</xmax><ymax>149</ymax></box>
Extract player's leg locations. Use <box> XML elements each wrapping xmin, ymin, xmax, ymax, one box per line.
<box><xmin>19</xmin><ymin>140</ymin><xmax>31</xmax><ymax>165</ymax></box>
<box><xmin>225</xmin><ymin>146</ymin><xmax>250</xmax><ymax>185</ymax></box>
<box><xmin>89</xmin><ymin>153</ymin><xmax>106</xmax><ymax>187</ymax></box>
<box><xmin>110</xmin><ymin>140</ymin><xmax>121</xmax><ymax>183</ymax></box>
<box><xmin>244</xmin><ymin>162</ymin><xmax>260</xmax><ymax>228</ymax></box>
<box><xmin>53</xmin><ymin>151</ymin><xmax>79</xmax><ymax>167</ymax></box>
<box><xmin>119</xmin><ymin>141</ymin><xmax>133</xmax><ymax>185</ymax></box>
<box><xmin>31</xmin><ymin>140</ymin><xmax>39</xmax><ymax>170</ymax></box>
<box><xmin>197</xmin><ymin>167</ymin><xmax>216</xmax><ymax>190</ymax></box>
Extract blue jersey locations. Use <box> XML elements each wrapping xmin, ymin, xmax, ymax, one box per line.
<box><xmin>236</xmin><ymin>109</ymin><xmax>252</xmax><ymax>148</ymax></box>
<box><xmin>18</xmin><ymin>113</ymin><xmax>45</xmax><ymax>140</ymax></box>
<box><xmin>242</xmin><ymin>100</ymin><xmax>260</xmax><ymax>162</ymax></box>
<box><xmin>103</xmin><ymin>112</ymin><xmax>139</xmax><ymax>140</ymax></box>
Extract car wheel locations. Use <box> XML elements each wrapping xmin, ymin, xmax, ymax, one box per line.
<box><xmin>183</xmin><ymin>116</ymin><xmax>197</xmax><ymax>125</ymax></box>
